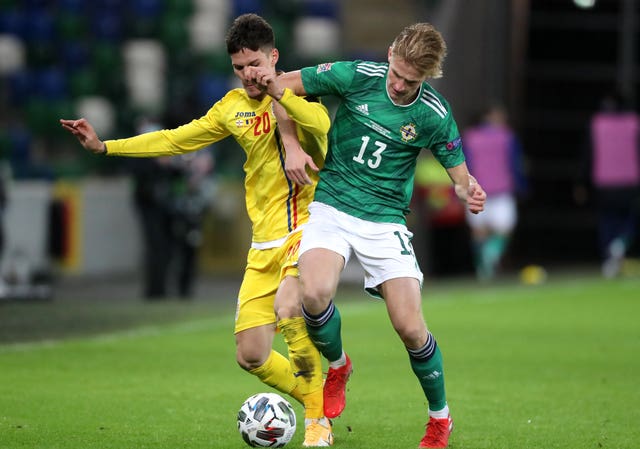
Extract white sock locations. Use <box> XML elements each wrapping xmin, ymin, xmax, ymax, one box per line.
<box><xmin>328</xmin><ymin>351</ymin><xmax>346</xmax><ymax>369</ymax></box>
<box><xmin>428</xmin><ymin>404</ymin><xmax>449</xmax><ymax>419</ymax></box>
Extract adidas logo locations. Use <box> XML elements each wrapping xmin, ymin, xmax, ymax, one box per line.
<box><xmin>423</xmin><ymin>370</ymin><xmax>442</xmax><ymax>380</ymax></box>
<box><xmin>356</xmin><ymin>104</ymin><xmax>369</xmax><ymax>115</ymax></box>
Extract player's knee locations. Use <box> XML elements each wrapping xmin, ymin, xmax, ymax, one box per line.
<box><xmin>274</xmin><ymin>295</ymin><xmax>302</xmax><ymax>320</ymax></box>
<box><xmin>275</xmin><ymin>302</ymin><xmax>300</xmax><ymax>320</ymax></box>
<box><xmin>236</xmin><ymin>349</ymin><xmax>264</xmax><ymax>372</ymax></box>
<box><xmin>395</xmin><ymin>323</ymin><xmax>427</xmax><ymax>348</ymax></box>
<box><xmin>301</xmin><ymin>283</ymin><xmax>333</xmax><ymax>312</ymax></box>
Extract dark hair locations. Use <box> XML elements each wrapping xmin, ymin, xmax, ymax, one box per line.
<box><xmin>225</xmin><ymin>13</ymin><xmax>275</xmax><ymax>54</ymax></box>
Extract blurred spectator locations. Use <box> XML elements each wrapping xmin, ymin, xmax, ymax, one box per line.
<box><xmin>575</xmin><ymin>92</ymin><xmax>640</xmax><ymax>278</ymax></box>
<box><xmin>462</xmin><ymin>105</ymin><xmax>527</xmax><ymax>280</ymax></box>
<box><xmin>131</xmin><ymin>117</ymin><xmax>214</xmax><ymax>299</ymax></box>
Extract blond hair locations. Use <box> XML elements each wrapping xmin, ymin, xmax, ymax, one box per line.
<box><xmin>390</xmin><ymin>22</ymin><xmax>447</xmax><ymax>79</ymax></box>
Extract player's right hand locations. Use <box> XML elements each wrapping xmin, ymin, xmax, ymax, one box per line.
<box><xmin>284</xmin><ymin>144</ymin><xmax>319</xmax><ymax>185</ymax></box>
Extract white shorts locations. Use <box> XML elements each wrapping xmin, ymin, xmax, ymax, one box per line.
<box><xmin>300</xmin><ymin>202</ymin><xmax>424</xmax><ymax>298</ymax></box>
<box><xmin>466</xmin><ymin>192</ymin><xmax>517</xmax><ymax>234</ymax></box>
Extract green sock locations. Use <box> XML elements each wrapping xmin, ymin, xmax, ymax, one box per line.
<box><xmin>486</xmin><ymin>235</ymin><xmax>507</xmax><ymax>266</ymax></box>
<box><xmin>473</xmin><ymin>240</ymin><xmax>491</xmax><ymax>279</ymax></box>
<box><xmin>304</xmin><ymin>302</ymin><xmax>344</xmax><ymax>362</ymax></box>
<box><xmin>409</xmin><ymin>342</ymin><xmax>447</xmax><ymax>412</ymax></box>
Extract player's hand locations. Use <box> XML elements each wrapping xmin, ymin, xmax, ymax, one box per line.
<box><xmin>466</xmin><ymin>179</ymin><xmax>486</xmax><ymax>214</ymax></box>
<box><xmin>246</xmin><ymin>67</ymin><xmax>283</xmax><ymax>100</ymax></box>
<box><xmin>59</xmin><ymin>118</ymin><xmax>106</xmax><ymax>154</ymax></box>
<box><xmin>284</xmin><ymin>145</ymin><xmax>319</xmax><ymax>185</ymax></box>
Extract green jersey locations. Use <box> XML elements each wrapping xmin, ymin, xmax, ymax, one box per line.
<box><xmin>300</xmin><ymin>60</ymin><xmax>465</xmax><ymax>224</ymax></box>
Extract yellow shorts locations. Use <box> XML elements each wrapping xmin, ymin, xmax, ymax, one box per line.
<box><xmin>234</xmin><ymin>230</ymin><xmax>302</xmax><ymax>334</ymax></box>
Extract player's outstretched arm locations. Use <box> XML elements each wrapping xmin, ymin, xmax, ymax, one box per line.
<box><xmin>59</xmin><ymin>118</ymin><xmax>106</xmax><ymax>154</ymax></box>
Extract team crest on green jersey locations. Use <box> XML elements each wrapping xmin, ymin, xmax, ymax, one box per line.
<box><xmin>400</xmin><ymin>123</ymin><xmax>418</xmax><ymax>142</ymax></box>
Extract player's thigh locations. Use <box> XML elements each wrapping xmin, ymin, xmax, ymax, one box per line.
<box><xmin>298</xmin><ymin>203</ymin><xmax>347</xmax><ymax>306</ymax></box>
<box><xmin>298</xmin><ymin>248</ymin><xmax>344</xmax><ymax>311</ymax></box>
<box><xmin>235</xmin><ymin>248</ymin><xmax>280</xmax><ymax>334</ymax></box>
<box><xmin>491</xmin><ymin>193</ymin><xmax>517</xmax><ymax>233</ymax></box>
<box><xmin>274</xmin><ymin>230</ymin><xmax>304</xmax><ymax>319</ymax></box>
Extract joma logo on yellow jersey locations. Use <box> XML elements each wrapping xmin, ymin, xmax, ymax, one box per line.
<box><xmin>235</xmin><ymin>111</ymin><xmax>257</xmax><ymax>118</ymax></box>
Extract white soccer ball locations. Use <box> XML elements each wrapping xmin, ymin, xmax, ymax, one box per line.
<box><xmin>237</xmin><ymin>392</ymin><xmax>297</xmax><ymax>447</ymax></box>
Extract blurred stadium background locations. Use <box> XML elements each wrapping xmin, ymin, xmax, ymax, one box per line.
<box><xmin>0</xmin><ymin>0</ymin><xmax>638</xmax><ymax>291</ymax></box>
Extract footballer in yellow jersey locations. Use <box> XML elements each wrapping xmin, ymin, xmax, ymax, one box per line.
<box><xmin>61</xmin><ymin>13</ymin><xmax>334</xmax><ymax>447</ymax></box>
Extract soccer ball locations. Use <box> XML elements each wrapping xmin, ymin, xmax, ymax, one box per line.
<box><xmin>237</xmin><ymin>392</ymin><xmax>297</xmax><ymax>447</ymax></box>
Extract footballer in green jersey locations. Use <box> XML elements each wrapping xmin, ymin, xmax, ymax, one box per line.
<box><xmin>300</xmin><ymin>60</ymin><xmax>465</xmax><ymax>224</ymax></box>
<box><xmin>247</xmin><ymin>21</ymin><xmax>486</xmax><ymax>449</ymax></box>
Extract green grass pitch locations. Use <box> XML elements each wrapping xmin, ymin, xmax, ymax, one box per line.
<box><xmin>0</xmin><ymin>275</ymin><xmax>638</xmax><ymax>448</ymax></box>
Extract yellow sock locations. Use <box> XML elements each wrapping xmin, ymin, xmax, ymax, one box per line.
<box><xmin>249</xmin><ymin>350</ymin><xmax>302</xmax><ymax>405</ymax></box>
<box><xmin>279</xmin><ymin>317</ymin><xmax>324</xmax><ymax>419</ymax></box>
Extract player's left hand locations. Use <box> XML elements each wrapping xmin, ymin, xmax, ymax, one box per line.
<box><xmin>246</xmin><ymin>67</ymin><xmax>283</xmax><ymax>100</ymax></box>
<box><xmin>466</xmin><ymin>178</ymin><xmax>486</xmax><ymax>214</ymax></box>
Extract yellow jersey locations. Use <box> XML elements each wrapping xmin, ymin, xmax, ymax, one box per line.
<box><xmin>105</xmin><ymin>88</ymin><xmax>329</xmax><ymax>244</ymax></box>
